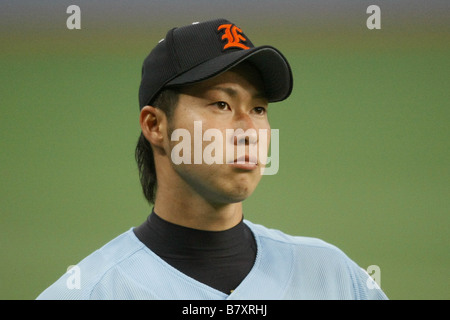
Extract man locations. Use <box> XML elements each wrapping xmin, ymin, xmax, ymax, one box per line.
<box><xmin>37</xmin><ymin>19</ymin><xmax>388</xmax><ymax>300</ymax></box>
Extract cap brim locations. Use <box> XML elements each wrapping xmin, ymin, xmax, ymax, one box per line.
<box><xmin>166</xmin><ymin>46</ymin><xmax>293</xmax><ymax>103</ymax></box>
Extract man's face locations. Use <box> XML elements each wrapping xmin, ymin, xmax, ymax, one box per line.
<box><xmin>164</xmin><ymin>63</ymin><xmax>271</xmax><ymax>205</ymax></box>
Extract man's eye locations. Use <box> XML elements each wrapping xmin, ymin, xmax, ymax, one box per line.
<box><xmin>253</xmin><ymin>106</ymin><xmax>267</xmax><ymax>115</ymax></box>
<box><xmin>214</xmin><ymin>101</ymin><xmax>230</xmax><ymax>110</ymax></box>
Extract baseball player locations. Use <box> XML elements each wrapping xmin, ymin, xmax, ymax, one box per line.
<box><xmin>37</xmin><ymin>19</ymin><xmax>388</xmax><ymax>300</ymax></box>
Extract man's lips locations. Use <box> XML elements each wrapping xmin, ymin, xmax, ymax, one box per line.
<box><xmin>227</xmin><ymin>154</ymin><xmax>258</xmax><ymax>164</ymax></box>
<box><xmin>227</xmin><ymin>155</ymin><xmax>258</xmax><ymax>170</ymax></box>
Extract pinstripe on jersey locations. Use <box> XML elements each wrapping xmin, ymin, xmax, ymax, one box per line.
<box><xmin>37</xmin><ymin>220</ymin><xmax>388</xmax><ymax>300</ymax></box>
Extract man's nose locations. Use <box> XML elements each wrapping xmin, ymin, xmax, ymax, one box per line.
<box><xmin>233</xmin><ymin>130</ymin><xmax>258</xmax><ymax>145</ymax></box>
<box><xmin>232</xmin><ymin>114</ymin><xmax>258</xmax><ymax>145</ymax></box>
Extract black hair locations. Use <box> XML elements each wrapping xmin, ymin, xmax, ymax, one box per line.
<box><xmin>135</xmin><ymin>88</ymin><xmax>179</xmax><ymax>204</ymax></box>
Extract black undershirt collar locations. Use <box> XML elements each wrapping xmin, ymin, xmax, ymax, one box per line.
<box><xmin>133</xmin><ymin>209</ymin><xmax>257</xmax><ymax>294</ymax></box>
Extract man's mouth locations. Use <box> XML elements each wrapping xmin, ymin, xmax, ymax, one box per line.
<box><xmin>227</xmin><ymin>155</ymin><xmax>258</xmax><ymax>170</ymax></box>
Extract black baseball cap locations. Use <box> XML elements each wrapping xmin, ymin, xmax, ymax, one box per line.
<box><xmin>139</xmin><ymin>18</ymin><xmax>293</xmax><ymax>109</ymax></box>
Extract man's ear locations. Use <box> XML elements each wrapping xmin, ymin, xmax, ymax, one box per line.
<box><xmin>139</xmin><ymin>105</ymin><xmax>167</xmax><ymax>148</ymax></box>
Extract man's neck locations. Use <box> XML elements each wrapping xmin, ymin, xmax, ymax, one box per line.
<box><xmin>153</xmin><ymin>192</ymin><xmax>243</xmax><ymax>231</ymax></box>
<box><xmin>133</xmin><ymin>209</ymin><xmax>257</xmax><ymax>294</ymax></box>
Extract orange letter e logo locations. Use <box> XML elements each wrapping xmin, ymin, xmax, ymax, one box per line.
<box><xmin>217</xmin><ymin>24</ymin><xmax>250</xmax><ymax>50</ymax></box>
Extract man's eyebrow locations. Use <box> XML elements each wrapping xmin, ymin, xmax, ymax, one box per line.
<box><xmin>210</xmin><ymin>86</ymin><xmax>268</xmax><ymax>101</ymax></box>
<box><xmin>210</xmin><ymin>86</ymin><xmax>238</xmax><ymax>97</ymax></box>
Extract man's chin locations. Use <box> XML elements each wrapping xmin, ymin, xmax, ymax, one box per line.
<box><xmin>211</xmin><ymin>187</ymin><xmax>256</xmax><ymax>205</ymax></box>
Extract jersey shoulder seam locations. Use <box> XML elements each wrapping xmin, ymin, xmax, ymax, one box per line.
<box><xmin>245</xmin><ymin>220</ymin><xmax>344</xmax><ymax>252</ymax></box>
<box><xmin>86</xmin><ymin>230</ymin><xmax>146</xmax><ymax>299</ymax></box>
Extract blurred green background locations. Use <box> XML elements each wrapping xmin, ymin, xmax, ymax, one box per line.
<box><xmin>1</xmin><ymin>0</ymin><xmax>449</xmax><ymax>300</ymax></box>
